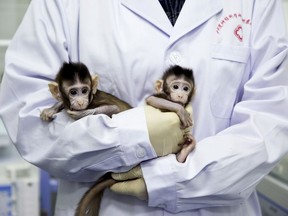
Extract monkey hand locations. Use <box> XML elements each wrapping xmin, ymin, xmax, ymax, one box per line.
<box><xmin>176</xmin><ymin>132</ymin><xmax>196</xmax><ymax>163</ymax></box>
<box><xmin>176</xmin><ymin>106</ymin><xmax>193</xmax><ymax>129</ymax></box>
<box><xmin>40</xmin><ymin>107</ymin><xmax>57</xmax><ymax>121</ymax></box>
<box><xmin>110</xmin><ymin>165</ymin><xmax>148</xmax><ymax>201</ymax></box>
<box><xmin>144</xmin><ymin>105</ymin><xmax>191</xmax><ymax>156</ymax></box>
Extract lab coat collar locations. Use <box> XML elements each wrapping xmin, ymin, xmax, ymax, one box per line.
<box><xmin>121</xmin><ymin>0</ymin><xmax>173</xmax><ymax>35</ymax></box>
<box><xmin>121</xmin><ymin>0</ymin><xmax>223</xmax><ymax>43</ymax></box>
<box><xmin>171</xmin><ymin>0</ymin><xmax>223</xmax><ymax>43</ymax></box>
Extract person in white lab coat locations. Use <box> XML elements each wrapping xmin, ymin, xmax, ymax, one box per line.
<box><xmin>1</xmin><ymin>0</ymin><xmax>288</xmax><ymax>215</ymax></box>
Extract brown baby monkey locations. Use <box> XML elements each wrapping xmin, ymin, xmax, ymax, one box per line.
<box><xmin>40</xmin><ymin>62</ymin><xmax>132</xmax><ymax>216</ymax></box>
<box><xmin>40</xmin><ymin>62</ymin><xmax>131</xmax><ymax>216</ymax></box>
<box><xmin>40</xmin><ymin>62</ymin><xmax>131</xmax><ymax>121</ymax></box>
<box><xmin>146</xmin><ymin>65</ymin><xmax>196</xmax><ymax>163</ymax></box>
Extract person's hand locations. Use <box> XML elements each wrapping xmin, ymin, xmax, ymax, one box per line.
<box><xmin>110</xmin><ymin>165</ymin><xmax>148</xmax><ymax>200</ymax></box>
<box><xmin>144</xmin><ymin>105</ymin><xmax>192</xmax><ymax>156</ymax></box>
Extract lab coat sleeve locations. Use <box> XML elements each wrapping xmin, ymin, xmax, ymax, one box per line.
<box><xmin>0</xmin><ymin>0</ymin><xmax>156</xmax><ymax>182</ymax></box>
<box><xmin>141</xmin><ymin>0</ymin><xmax>288</xmax><ymax>212</ymax></box>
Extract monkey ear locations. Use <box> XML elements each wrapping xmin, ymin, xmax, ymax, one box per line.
<box><xmin>91</xmin><ymin>75</ymin><xmax>99</xmax><ymax>94</ymax></box>
<box><xmin>48</xmin><ymin>82</ymin><xmax>61</xmax><ymax>100</ymax></box>
<box><xmin>154</xmin><ymin>80</ymin><xmax>164</xmax><ymax>93</ymax></box>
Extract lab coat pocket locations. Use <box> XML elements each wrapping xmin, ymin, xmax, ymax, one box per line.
<box><xmin>209</xmin><ymin>44</ymin><xmax>250</xmax><ymax>119</ymax></box>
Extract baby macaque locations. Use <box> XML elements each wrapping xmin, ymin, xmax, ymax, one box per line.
<box><xmin>146</xmin><ymin>65</ymin><xmax>196</xmax><ymax>163</ymax></box>
<box><xmin>40</xmin><ymin>62</ymin><xmax>131</xmax><ymax>121</ymax></box>
<box><xmin>40</xmin><ymin>62</ymin><xmax>131</xmax><ymax>216</ymax></box>
<box><xmin>40</xmin><ymin>61</ymin><xmax>132</xmax><ymax>215</ymax></box>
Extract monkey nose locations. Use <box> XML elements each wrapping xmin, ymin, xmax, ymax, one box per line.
<box><xmin>77</xmin><ymin>101</ymin><xmax>84</xmax><ymax>107</ymax></box>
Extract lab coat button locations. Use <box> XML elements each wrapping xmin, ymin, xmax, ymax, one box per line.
<box><xmin>169</xmin><ymin>52</ymin><xmax>182</xmax><ymax>64</ymax></box>
<box><xmin>136</xmin><ymin>147</ymin><xmax>146</xmax><ymax>158</ymax></box>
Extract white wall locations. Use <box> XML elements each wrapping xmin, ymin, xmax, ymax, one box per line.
<box><xmin>283</xmin><ymin>0</ymin><xmax>288</xmax><ymax>23</ymax></box>
<box><xmin>0</xmin><ymin>0</ymin><xmax>31</xmax><ymax>153</ymax></box>
<box><xmin>0</xmin><ymin>0</ymin><xmax>30</xmax><ymax>79</ymax></box>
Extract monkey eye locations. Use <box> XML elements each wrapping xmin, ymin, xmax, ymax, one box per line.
<box><xmin>183</xmin><ymin>86</ymin><xmax>190</xmax><ymax>92</ymax></box>
<box><xmin>70</xmin><ymin>89</ymin><xmax>77</xmax><ymax>96</ymax></box>
<box><xmin>173</xmin><ymin>85</ymin><xmax>179</xmax><ymax>90</ymax></box>
<box><xmin>82</xmin><ymin>87</ymin><xmax>89</xmax><ymax>94</ymax></box>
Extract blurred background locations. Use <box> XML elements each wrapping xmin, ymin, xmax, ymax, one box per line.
<box><xmin>0</xmin><ymin>0</ymin><xmax>288</xmax><ymax>215</ymax></box>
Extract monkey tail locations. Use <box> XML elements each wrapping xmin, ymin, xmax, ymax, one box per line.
<box><xmin>75</xmin><ymin>176</ymin><xmax>117</xmax><ymax>216</ymax></box>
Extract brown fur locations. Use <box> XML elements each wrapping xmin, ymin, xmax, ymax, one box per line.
<box><xmin>75</xmin><ymin>175</ymin><xmax>117</xmax><ymax>216</ymax></box>
<box><xmin>88</xmin><ymin>90</ymin><xmax>131</xmax><ymax>115</ymax></box>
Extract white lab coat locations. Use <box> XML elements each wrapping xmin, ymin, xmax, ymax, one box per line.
<box><xmin>0</xmin><ymin>0</ymin><xmax>288</xmax><ymax>215</ymax></box>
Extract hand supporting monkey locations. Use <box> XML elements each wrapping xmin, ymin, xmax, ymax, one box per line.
<box><xmin>110</xmin><ymin>165</ymin><xmax>148</xmax><ymax>201</ymax></box>
<box><xmin>110</xmin><ymin>105</ymin><xmax>193</xmax><ymax>199</ymax></box>
<box><xmin>109</xmin><ymin>135</ymin><xmax>196</xmax><ymax>202</ymax></box>
<box><xmin>110</xmin><ymin>137</ymin><xmax>196</xmax><ymax>202</ymax></box>
<box><xmin>145</xmin><ymin>105</ymin><xmax>194</xmax><ymax>159</ymax></box>
<box><xmin>111</xmin><ymin>106</ymin><xmax>194</xmax><ymax>199</ymax></box>
<box><xmin>145</xmin><ymin>105</ymin><xmax>190</xmax><ymax>156</ymax></box>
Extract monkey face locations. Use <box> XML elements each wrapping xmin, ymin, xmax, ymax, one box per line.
<box><xmin>63</xmin><ymin>82</ymin><xmax>91</xmax><ymax>111</ymax></box>
<box><xmin>69</xmin><ymin>88</ymin><xmax>90</xmax><ymax>110</ymax></box>
<box><xmin>166</xmin><ymin>77</ymin><xmax>193</xmax><ymax>105</ymax></box>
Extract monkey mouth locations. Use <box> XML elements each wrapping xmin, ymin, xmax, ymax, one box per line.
<box><xmin>174</xmin><ymin>100</ymin><xmax>186</xmax><ymax>106</ymax></box>
<box><xmin>73</xmin><ymin>108</ymin><xmax>85</xmax><ymax>111</ymax></box>
<box><xmin>70</xmin><ymin>103</ymin><xmax>89</xmax><ymax>111</ymax></box>
<box><xmin>70</xmin><ymin>106</ymin><xmax>86</xmax><ymax>111</ymax></box>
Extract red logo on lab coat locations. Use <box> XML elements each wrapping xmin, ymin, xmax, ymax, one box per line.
<box><xmin>216</xmin><ymin>13</ymin><xmax>251</xmax><ymax>37</ymax></box>
<box><xmin>234</xmin><ymin>25</ymin><xmax>243</xmax><ymax>42</ymax></box>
